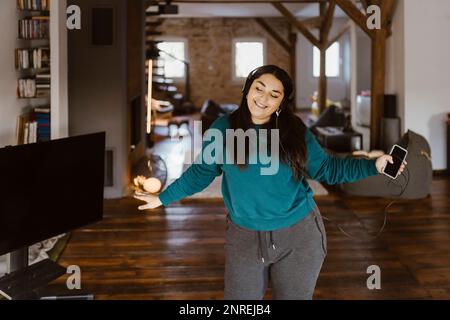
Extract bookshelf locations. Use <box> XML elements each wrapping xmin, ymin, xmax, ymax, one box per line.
<box><xmin>17</xmin><ymin>0</ymin><xmax>50</xmax><ymax>12</ymax></box>
<box><xmin>16</xmin><ymin>0</ymin><xmax>51</xmax><ymax>144</ymax></box>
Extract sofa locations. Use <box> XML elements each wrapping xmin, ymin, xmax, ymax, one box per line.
<box><xmin>200</xmin><ymin>100</ymin><xmax>239</xmax><ymax>134</ymax></box>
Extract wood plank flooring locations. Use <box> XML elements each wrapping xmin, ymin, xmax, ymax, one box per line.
<box><xmin>52</xmin><ymin>122</ymin><xmax>450</xmax><ymax>300</ymax></box>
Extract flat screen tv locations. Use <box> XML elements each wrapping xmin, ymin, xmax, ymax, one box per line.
<box><xmin>0</xmin><ymin>132</ymin><xmax>105</xmax><ymax>256</ymax></box>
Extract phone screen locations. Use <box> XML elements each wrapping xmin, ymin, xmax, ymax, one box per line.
<box><xmin>384</xmin><ymin>146</ymin><xmax>407</xmax><ymax>178</ymax></box>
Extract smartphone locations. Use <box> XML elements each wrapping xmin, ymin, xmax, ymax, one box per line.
<box><xmin>383</xmin><ymin>144</ymin><xmax>408</xmax><ymax>179</ymax></box>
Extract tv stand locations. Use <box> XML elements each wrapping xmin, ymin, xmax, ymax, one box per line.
<box><xmin>0</xmin><ymin>259</ymin><xmax>66</xmax><ymax>300</ymax></box>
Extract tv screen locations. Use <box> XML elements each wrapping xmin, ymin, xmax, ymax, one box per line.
<box><xmin>0</xmin><ymin>133</ymin><xmax>105</xmax><ymax>256</ymax></box>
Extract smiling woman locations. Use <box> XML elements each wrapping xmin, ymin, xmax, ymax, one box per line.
<box><xmin>135</xmin><ymin>65</ymin><xmax>400</xmax><ymax>300</ymax></box>
<box><xmin>230</xmin><ymin>65</ymin><xmax>308</xmax><ymax>181</ymax></box>
<box><xmin>246</xmin><ymin>74</ymin><xmax>284</xmax><ymax>124</ymax></box>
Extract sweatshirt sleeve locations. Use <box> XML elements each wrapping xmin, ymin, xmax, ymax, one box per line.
<box><xmin>305</xmin><ymin>129</ymin><xmax>379</xmax><ymax>185</ymax></box>
<box><xmin>159</xmin><ymin>117</ymin><xmax>226</xmax><ymax>206</ymax></box>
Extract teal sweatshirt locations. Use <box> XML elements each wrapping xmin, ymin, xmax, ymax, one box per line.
<box><xmin>159</xmin><ymin>115</ymin><xmax>379</xmax><ymax>231</ymax></box>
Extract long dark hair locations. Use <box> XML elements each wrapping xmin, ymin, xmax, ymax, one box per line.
<box><xmin>229</xmin><ymin>65</ymin><xmax>308</xmax><ymax>181</ymax></box>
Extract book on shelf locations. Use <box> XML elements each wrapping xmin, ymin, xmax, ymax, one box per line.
<box><xmin>24</xmin><ymin>123</ymin><xmax>30</xmax><ymax>144</ymax></box>
<box><xmin>17</xmin><ymin>0</ymin><xmax>50</xmax><ymax>11</ymax></box>
<box><xmin>17</xmin><ymin>78</ymin><xmax>35</xmax><ymax>98</ymax></box>
<box><xmin>18</xmin><ymin>16</ymin><xmax>49</xmax><ymax>39</ymax></box>
<box><xmin>15</xmin><ymin>47</ymin><xmax>50</xmax><ymax>70</ymax></box>
<box><xmin>16</xmin><ymin>107</ymin><xmax>51</xmax><ymax>145</ymax></box>
<box><xmin>35</xmin><ymin>73</ymin><xmax>50</xmax><ymax>79</ymax></box>
<box><xmin>33</xmin><ymin>107</ymin><xmax>50</xmax><ymax>114</ymax></box>
<box><xmin>17</xmin><ymin>74</ymin><xmax>50</xmax><ymax>98</ymax></box>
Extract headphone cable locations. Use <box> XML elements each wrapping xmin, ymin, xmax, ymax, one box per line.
<box><xmin>320</xmin><ymin>158</ymin><xmax>410</xmax><ymax>241</ymax></box>
<box><xmin>277</xmin><ymin>114</ymin><xmax>410</xmax><ymax>241</ymax></box>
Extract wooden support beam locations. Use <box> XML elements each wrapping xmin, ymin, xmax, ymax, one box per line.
<box><xmin>272</xmin><ymin>2</ymin><xmax>321</xmax><ymax>49</ymax></box>
<box><xmin>360</xmin><ymin>0</ymin><xmax>369</xmax><ymax>11</ymax></box>
<box><xmin>299</xmin><ymin>17</ymin><xmax>323</xmax><ymax>29</ymax></box>
<box><xmin>319</xmin><ymin>48</ymin><xmax>327</xmax><ymax>114</ymax></box>
<box><xmin>318</xmin><ymin>1</ymin><xmax>328</xmax><ymax>114</ymax></box>
<box><xmin>381</xmin><ymin>0</ymin><xmax>396</xmax><ymax>29</ymax></box>
<box><xmin>370</xmin><ymin>28</ymin><xmax>387</xmax><ymax>149</ymax></box>
<box><xmin>336</xmin><ymin>0</ymin><xmax>374</xmax><ymax>39</ymax></box>
<box><xmin>321</xmin><ymin>0</ymin><xmax>336</xmax><ymax>49</ymax></box>
<box><xmin>327</xmin><ymin>20</ymin><xmax>351</xmax><ymax>49</ymax></box>
<box><xmin>255</xmin><ymin>18</ymin><xmax>291</xmax><ymax>53</ymax></box>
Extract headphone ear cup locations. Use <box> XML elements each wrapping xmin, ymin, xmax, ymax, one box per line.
<box><xmin>242</xmin><ymin>67</ymin><xmax>259</xmax><ymax>94</ymax></box>
<box><xmin>242</xmin><ymin>79</ymin><xmax>249</xmax><ymax>94</ymax></box>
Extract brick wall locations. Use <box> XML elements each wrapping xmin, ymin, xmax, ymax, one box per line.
<box><xmin>157</xmin><ymin>18</ymin><xmax>291</xmax><ymax>109</ymax></box>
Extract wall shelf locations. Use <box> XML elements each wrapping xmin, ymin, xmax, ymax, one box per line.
<box><xmin>15</xmin><ymin>0</ymin><xmax>51</xmax><ymax>145</ymax></box>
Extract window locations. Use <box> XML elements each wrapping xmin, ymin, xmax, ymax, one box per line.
<box><xmin>233</xmin><ymin>39</ymin><xmax>266</xmax><ymax>80</ymax></box>
<box><xmin>313</xmin><ymin>42</ymin><xmax>340</xmax><ymax>78</ymax></box>
<box><xmin>157</xmin><ymin>41</ymin><xmax>187</xmax><ymax>78</ymax></box>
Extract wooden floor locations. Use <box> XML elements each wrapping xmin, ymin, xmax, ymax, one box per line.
<box><xmin>53</xmin><ymin>125</ymin><xmax>450</xmax><ymax>300</ymax></box>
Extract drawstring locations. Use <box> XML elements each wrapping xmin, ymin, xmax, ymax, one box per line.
<box><xmin>258</xmin><ymin>232</ymin><xmax>265</xmax><ymax>263</ymax></box>
<box><xmin>270</xmin><ymin>232</ymin><xmax>276</xmax><ymax>250</ymax></box>
<box><xmin>258</xmin><ymin>231</ymin><xmax>277</xmax><ymax>264</ymax></box>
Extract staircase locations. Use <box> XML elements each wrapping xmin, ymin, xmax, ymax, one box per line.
<box><xmin>145</xmin><ymin>9</ymin><xmax>196</xmax><ymax>116</ymax></box>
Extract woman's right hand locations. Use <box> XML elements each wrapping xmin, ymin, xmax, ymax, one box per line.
<box><xmin>134</xmin><ymin>192</ymin><xmax>163</xmax><ymax>211</ymax></box>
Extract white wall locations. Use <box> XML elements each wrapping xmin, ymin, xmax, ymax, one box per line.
<box><xmin>68</xmin><ymin>0</ymin><xmax>129</xmax><ymax>199</ymax></box>
<box><xmin>296</xmin><ymin>18</ymin><xmax>351</xmax><ymax>109</ymax></box>
<box><xmin>356</xmin><ymin>30</ymin><xmax>371</xmax><ymax>94</ymax></box>
<box><xmin>386</xmin><ymin>0</ymin><xmax>405</xmax><ymax>134</ymax></box>
<box><xmin>404</xmin><ymin>0</ymin><xmax>449</xmax><ymax>170</ymax></box>
<box><xmin>0</xmin><ymin>1</ymin><xmax>31</xmax><ymax>147</ymax></box>
<box><xmin>0</xmin><ymin>0</ymin><xmax>20</xmax><ymax>268</ymax></box>
<box><xmin>51</xmin><ymin>0</ymin><xmax>69</xmax><ymax>140</ymax></box>
<box><xmin>387</xmin><ymin>0</ymin><xmax>449</xmax><ymax>170</ymax></box>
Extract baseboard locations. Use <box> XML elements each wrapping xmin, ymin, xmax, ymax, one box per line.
<box><xmin>433</xmin><ymin>170</ymin><xmax>449</xmax><ymax>176</ymax></box>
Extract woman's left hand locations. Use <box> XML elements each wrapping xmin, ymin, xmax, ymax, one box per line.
<box><xmin>375</xmin><ymin>155</ymin><xmax>407</xmax><ymax>177</ymax></box>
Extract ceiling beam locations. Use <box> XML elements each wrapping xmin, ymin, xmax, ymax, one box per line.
<box><xmin>255</xmin><ymin>18</ymin><xmax>292</xmax><ymax>53</ymax></box>
<box><xmin>320</xmin><ymin>0</ymin><xmax>336</xmax><ymax>48</ymax></box>
<box><xmin>300</xmin><ymin>16</ymin><xmax>323</xmax><ymax>29</ymax></box>
<box><xmin>326</xmin><ymin>19</ymin><xmax>351</xmax><ymax>49</ymax></box>
<box><xmin>272</xmin><ymin>2</ymin><xmax>321</xmax><ymax>48</ymax></box>
<box><xmin>360</xmin><ymin>0</ymin><xmax>369</xmax><ymax>11</ymax></box>
<box><xmin>336</xmin><ymin>0</ymin><xmax>374</xmax><ymax>39</ymax></box>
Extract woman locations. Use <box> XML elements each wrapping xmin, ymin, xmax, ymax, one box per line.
<box><xmin>134</xmin><ymin>65</ymin><xmax>406</xmax><ymax>300</ymax></box>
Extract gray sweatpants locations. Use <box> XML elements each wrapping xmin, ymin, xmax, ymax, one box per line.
<box><xmin>224</xmin><ymin>205</ymin><xmax>327</xmax><ymax>300</ymax></box>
